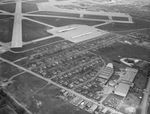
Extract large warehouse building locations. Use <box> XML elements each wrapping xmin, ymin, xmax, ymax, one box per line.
<box><xmin>114</xmin><ymin>67</ymin><xmax>138</xmax><ymax>97</ymax></box>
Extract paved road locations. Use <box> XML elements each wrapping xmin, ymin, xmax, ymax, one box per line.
<box><xmin>140</xmin><ymin>77</ymin><xmax>150</xmax><ymax>114</ymax></box>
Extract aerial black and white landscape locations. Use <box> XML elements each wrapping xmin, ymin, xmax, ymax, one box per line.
<box><xmin>0</xmin><ymin>0</ymin><xmax>150</xmax><ymax>114</ymax></box>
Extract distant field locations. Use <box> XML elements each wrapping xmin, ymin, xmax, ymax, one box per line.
<box><xmin>136</xmin><ymin>28</ymin><xmax>150</xmax><ymax>36</ymax></box>
<box><xmin>105</xmin><ymin>43</ymin><xmax>150</xmax><ymax>62</ymax></box>
<box><xmin>114</xmin><ymin>28</ymin><xmax>150</xmax><ymax>35</ymax></box>
<box><xmin>11</xmin><ymin>36</ymin><xmax>64</xmax><ymax>52</ymax></box>
<box><xmin>25</xmin><ymin>16</ymin><xmax>104</xmax><ymax>27</ymax></box>
<box><xmin>112</xmin><ymin>16</ymin><xmax>129</xmax><ymax>21</ymax></box>
<box><xmin>22</xmin><ymin>2</ymin><xmax>38</xmax><ymax>13</ymax></box>
<box><xmin>142</xmin><ymin>5</ymin><xmax>150</xmax><ymax>11</ymax></box>
<box><xmin>30</xmin><ymin>11</ymin><xmax>80</xmax><ymax>18</ymax></box>
<box><xmin>22</xmin><ymin>19</ymin><xmax>52</xmax><ymax>42</ymax></box>
<box><xmin>90</xmin><ymin>42</ymin><xmax>150</xmax><ymax>62</ymax></box>
<box><xmin>89</xmin><ymin>42</ymin><xmax>121</xmax><ymax>56</ymax></box>
<box><xmin>0</xmin><ymin>3</ymin><xmax>16</xmax><ymax>13</ymax></box>
<box><xmin>83</xmin><ymin>14</ymin><xmax>109</xmax><ymax>20</ymax></box>
<box><xmin>96</xmin><ymin>18</ymin><xmax>150</xmax><ymax>32</ymax></box>
<box><xmin>1</xmin><ymin>0</ymin><xmax>16</xmax><ymax>3</ymax></box>
<box><xmin>0</xmin><ymin>18</ymin><xmax>13</xmax><ymax>43</ymax></box>
<box><xmin>26</xmin><ymin>0</ymin><xmax>48</xmax><ymax>3</ymax></box>
<box><xmin>0</xmin><ymin>15</ymin><xmax>14</xmax><ymax>19</ymax></box>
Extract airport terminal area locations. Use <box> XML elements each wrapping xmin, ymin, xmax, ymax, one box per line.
<box><xmin>0</xmin><ymin>0</ymin><xmax>150</xmax><ymax>114</ymax></box>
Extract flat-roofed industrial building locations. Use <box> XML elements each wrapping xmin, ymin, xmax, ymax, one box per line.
<box><xmin>121</xmin><ymin>67</ymin><xmax>138</xmax><ymax>83</ymax></box>
<box><xmin>114</xmin><ymin>67</ymin><xmax>138</xmax><ymax>97</ymax></box>
<box><xmin>114</xmin><ymin>83</ymin><xmax>130</xmax><ymax>97</ymax></box>
<box><xmin>99</xmin><ymin>63</ymin><xmax>114</xmax><ymax>79</ymax></box>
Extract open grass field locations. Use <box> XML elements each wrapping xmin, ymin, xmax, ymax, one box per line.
<box><xmin>5</xmin><ymin>72</ymin><xmax>48</xmax><ymax>107</ymax></box>
<box><xmin>83</xmin><ymin>14</ymin><xmax>109</xmax><ymax>20</ymax></box>
<box><xmin>25</xmin><ymin>16</ymin><xmax>104</xmax><ymax>27</ymax></box>
<box><xmin>136</xmin><ymin>29</ymin><xmax>150</xmax><ymax>36</ymax></box>
<box><xmin>5</xmin><ymin>81</ymin><xmax>89</xmax><ymax>114</ymax></box>
<box><xmin>22</xmin><ymin>2</ymin><xmax>38</xmax><ymax>13</ymax></box>
<box><xmin>0</xmin><ymin>18</ymin><xmax>13</xmax><ymax>43</ymax></box>
<box><xmin>96</xmin><ymin>18</ymin><xmax>150</xmax><ymax>32</ymax></box>
<box><xmin>90</xmin><ymin>42</ymin><xmax>150</xmax><ymax>62</ymax></box>
<box><xmin>119</xmin><ymin>91</ymin><xmax>141</xmax><ymax>114</ymax></box>
<box><xmin>112</xmin><ymin>16</ymin><xmax>129</xmax><ymax>21</ymax></box>
<box><xmin>0</xmin><ymin>3</ymin><xmax>16</xmax><ymax>13</ymax></box>
<box><xmin>0</xmin><ymin>105</ymin><xmax>18</xmax><ymax>114</ymax></box>
<box><xmin>1</xmin><ymin>0</ymin><xmax>16</xmax><ymax>3</ymax></box>
<box><xmin>22</xmin><ymin>19</ymin><xmax>53</xmax><ymax>42</ymax></box>
<box><xmin>0</xmin><ymin>51</ymin><xmax>28</xmax><ymax>62</ymax></box>
<box><xmin>0</xmin><ymin>61</ymin><xmax>22</xmax><ymax>81</ymax></box>
<box><xmin>105</xmin><ymin>44</ymin><xmax>150</xmax><ymax>62</ymax></box>
<box><xmin>30</xmin><ymin>11</ymin><xmax>80</xmax><ymax>18</ymax></box>
<box><xmin>133</xmin><ymin>73</ymin><xmax>148</xmax><ymax>90</ymax></box>
<box><xmin>25</xmin><ymin>84</ymin><xmax>89</xmax><ymax>114</ymax></box>
<box><xmin>26</xmin><ymin>0</ymin><xmax>48</xmax><ymax>3</ymax></box>
<box><xmin>0</xmin><ymin>15</ymin><xmax>14</xmax><ymax>19</ymax></box>
<box><xmin>114</xmin><ymin>28</ymin><xmax>150</xmax><ymax>36</ymax></box>
<box><xmin>113</xmin><ymin>45</ymin><xmax>149</xmax><ymax>60</ymax></box>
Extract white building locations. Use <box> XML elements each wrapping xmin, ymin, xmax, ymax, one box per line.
<box><xmin>114</xmin><ymin>83</ymin><xmax>130</xmax><ymax>97</ymax></box>
<box><xmin>114</xmin><ymin>67</ymin><xmax>138</xmax><ymax>97</ymax></box>
<box><xmin>47</xmin><ymin>24</ymin><xmax>108</xmax><ymax>43</ymax></box>
<box><xmin>121</xmin><ymin>67</ymin><xmax>138</xmax><ymax>83</ymax></box>
<box><xmin>99</xmin><ymin>63</ymin><xmax>114</xmax><ymax>79</ymax></box>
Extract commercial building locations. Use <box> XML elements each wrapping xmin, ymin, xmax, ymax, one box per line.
<box><xmin>99</xmin><ymin>63</ymin><xmax>114</xmax><ymax>79</ymax></box>
<box><xmin>114</xmin><ymin>83</ymin><xmax>130</xmax><ymax>97</ymax></box>
<box><xmin>121</xmin><ymin>67</ymin><xmax>138</xmax><ymax>84</ymax></box>
<box><xmin>114</xmin><ymin>67</ymin><xmax>138</xmax><ymax>97</ymax></box>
